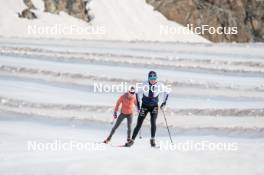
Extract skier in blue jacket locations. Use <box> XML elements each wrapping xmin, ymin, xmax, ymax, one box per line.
<box><xmin>125</xmin><ymin>71</ymin><xmax>169</xmax><ymax>147</ymax></box>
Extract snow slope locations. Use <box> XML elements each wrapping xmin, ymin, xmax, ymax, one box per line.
<box><xmin>0</xmin><ymin>38</ymin><xmax>264</xmax><ymax>137</ymax></box>
<box><xmin>0</xmin><ymin>0</ymin><xmax>208</xmax><ymax>42</ymax></box>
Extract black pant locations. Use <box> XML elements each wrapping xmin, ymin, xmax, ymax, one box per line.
<box><xmin>131</xmin><ymin>104</ymin><xmax>158</xmax><ymax>140</ymax></box>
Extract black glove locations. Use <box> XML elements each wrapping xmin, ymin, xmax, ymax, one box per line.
<box><xmin>113</xmin><ymin>112</ymin><xmax>118</xmax><ymax>119</ymax></box>
<box><xmin>160</xmin><ymin>102</ymin><xmax>166</xmax><ymax>109</ymax></box>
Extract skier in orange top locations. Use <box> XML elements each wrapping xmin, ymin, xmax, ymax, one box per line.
<box><xmin>104</xmin><ymin>86</ymin><xmax>139</xmax><ymax>143</ymax></box>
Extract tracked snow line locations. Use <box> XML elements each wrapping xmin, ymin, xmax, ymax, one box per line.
<box><xmin>1</xmin><ymin>46</ymin><xmax>264</xmax><ymax>75</ymax></box>
<box><xmin>1</xmin><ymin>65</ymin><xmax>264</xmax><ymax>93</ymax></box>
<box><xmin>1</xmin><ymin>109</ymin><xmax>264</xmax><ymax>138</ymax></box>
<box><xmin>1</xmin><ymin>96</ymin><xmax>264</xmax><ymax>117</ymax></box>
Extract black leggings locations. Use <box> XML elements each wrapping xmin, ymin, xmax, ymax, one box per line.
<box><xmin>108</xmin><ymin>113</ymin><xmax>133</xmax><ymax>140</ymax></box>
<box><xmin>132</xmin><ymin>104</ymin><xmax>158</xmax><ymax>140</ymax></box>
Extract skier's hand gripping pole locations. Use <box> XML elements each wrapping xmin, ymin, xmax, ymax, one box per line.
<box><xmin>110</xmin><ymin>112</ymin><xmax>118</xmax><ymax>125</ymax></box>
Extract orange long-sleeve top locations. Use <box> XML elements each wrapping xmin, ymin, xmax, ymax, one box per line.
<box><xmin>114</xmin><ymin>93</ymin><xmax>137</xmax><ymax>115</ymax></box>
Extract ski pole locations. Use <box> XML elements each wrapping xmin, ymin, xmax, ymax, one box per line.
<box><xmin>161</xmin><ymin>108</ymin><xmax>173</xmax><ymax>144</ymax></box>
<box><xmin>139</xmin><ymin>129</ymin><xmax>142</xmax><ymax>139</ymax></box>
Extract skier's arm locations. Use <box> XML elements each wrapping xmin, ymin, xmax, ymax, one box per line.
<box><xmin>135</xmin><ymin>82</ymin><xmax>145</xmax><ymax>108</ymax></box>
<box><xmin>162</xmin><ymin>93</ymin><xmax>169</xmax><ymax>103</ymax></box>
<box><xmin>135</xmin><ymin>93</ymin><xmax>140</xmax><ymax>111</ymax></box>
<box><xmin>114</xmin><ymin>95</ymin><xmax>123</xmax><ymax>113</ymax></box>
<box><xmin>160</xmin><ymin>83</ymin><xmax>170</xmax><ymax>109</ymax></box>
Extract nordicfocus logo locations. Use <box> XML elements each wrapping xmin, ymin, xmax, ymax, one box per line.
<box><xmin>27</xmin><ymin>24</ymin><xmax>106</xmax><ymax>36</ymax></box>
<box><xmin>27</xmin><ymin>140</ymin><xmax>105</xmax><ymax>152</ymax></box>
<box><xmin>158</xmin><ymin>140</ymin><xmax>238</xmax><ymax>152</ymax></box>
<box><xmin>160</xmin><ymin>24</ymin><xmax>238</xmax><ymax>35</ymax></box>
<box><xmin>93</xmin><ymin>82</ymin><xmax>172</xmax><ymax>93</ymax></box>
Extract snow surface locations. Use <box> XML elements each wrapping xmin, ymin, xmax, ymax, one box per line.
<box><xmin>0</xmin><ymin>0</ymin><xmax>208</xmax><ymax>42</ymax></box>
<box><xmin>0</xmin><ymin>112</ymin><xmax>264</xmax><ymax>175</ymax></box>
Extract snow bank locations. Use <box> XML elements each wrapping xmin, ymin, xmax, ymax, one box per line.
<box><xmin>0</xmin><ymin>0</ymin><xmax>208</xmax><ymax>42</ymax></box>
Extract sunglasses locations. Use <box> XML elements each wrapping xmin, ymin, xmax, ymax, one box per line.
<box><xmin>148</xmin><ymin>76</ymin><xmax>157</xmax><ymax>81</ymax></box>
<box><xmin>129</xmin><ymin>91</ymin><xmax>135</xmax><ymax>94</ymax></box>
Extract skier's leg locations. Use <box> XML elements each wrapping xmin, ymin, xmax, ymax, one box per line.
<box><xmin>131</xmin><ymin>107</ymin><xmax>148</xmax><ymax>140</ymax></box>
<box><xmin>150</xmin><ymin>106</ymin><xmax>158</xmax><ymax>138</ymax></box>
<box><xmin>126</xmin><ymin>114</ymin><xmax>133</xmax><ymax>140</ymax></box>
<box><xmin>108</xmin><ymin>114</ymin><xmax>125</xmax><ymax>139</ymax></box>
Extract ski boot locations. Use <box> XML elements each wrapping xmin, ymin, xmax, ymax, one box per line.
<box><xmin>150</xmin><ymin>138</ymin><xmax>156</xmax><ymax>147</ymax></box>
<box><xmin>103</xmin><ymin>137</ymin><xmax>111</xmax><ymax>144</ymax></box>
<box><xmin>125</xmin><ymin>139</ymin><xmax>134</xmax><ymax>147</ymax></box>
